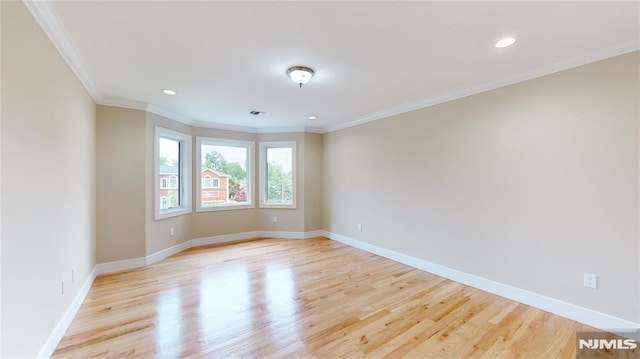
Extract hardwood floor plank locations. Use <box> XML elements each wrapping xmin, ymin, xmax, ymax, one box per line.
<box><xmin>53</xmin><ymin>237</ymin><xmax>604</xmax><ymax>358</ymax></box>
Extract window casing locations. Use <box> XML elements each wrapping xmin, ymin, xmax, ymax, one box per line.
<box><xmin>155</xmin><ymin>127</ymin><xmax>192</xmax><ymax>219</ymax></box>
<box><xmin>259</xmin><ymin>141</ymin><xmax>296</xmax><ymax>208</ymax></box>
<box><xmin>196</xmin><ymin>137</ymin><xmax>254</xmax><ymax>211</ymax></box>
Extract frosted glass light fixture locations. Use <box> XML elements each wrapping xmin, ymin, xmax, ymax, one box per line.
<box><xmin>495</xmin><ymin>37</ymin><xmax>517</xmax><ymax>48</ymax></box>
<box><xmin>288</xmin><ymin>66</ymin><xmax>314</xmax><ymax>87</ymax></box>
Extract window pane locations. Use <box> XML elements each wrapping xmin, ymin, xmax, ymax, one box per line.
<box><xmin>159</xmin><ymin>137</ymin><xmax>180</xmax><ymax>212</ymax></box>
<box><xmin>201</xmin><ymin>144</ymin><xmax>248</xmax><ymax>207</ymax></box>
<box><xmin>266</xmin><ymin>147</ymin><xmax>293</xmax><ymax>204</ymax></box>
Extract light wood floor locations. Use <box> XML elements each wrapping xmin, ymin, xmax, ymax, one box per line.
<box><xmin>54</xmin><ymin>237</ymin><xmax>596</xmax><ymax>358</ymax></box>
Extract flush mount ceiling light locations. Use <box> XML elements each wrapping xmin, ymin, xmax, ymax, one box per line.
<box><xmin>495</xmin><ymin>36</ymin><xmax>517</xmax><ymax>48</ymax></box>
<box><xmin>288</xmin><ymin>66</ymin><xmax>314</xmax><ymax>87</ymax></box>
<box><xmin>162</xmin><ymin>88</ymin><xmax>177</xmax><ymax>95</ymax></box>
<box><xmin>308</xmin><ymin>115</ymin><xmax>317</xmax><ymax>120</ymax></box>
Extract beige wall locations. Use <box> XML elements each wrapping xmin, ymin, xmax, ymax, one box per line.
<box><xmin>304</xmin><ymin>133</ymin><xmax>323</xmax><ymax>232</ymax></box>
<box><xmin>256</xmin><ymin>132</ymin><xmax>306</xmax><ymax>232</ymax></box>
<box><xmin>144</xmin><ymin>112</ymin><xmax>194</xmax><ymax>255</ymax></box>
<box><xmin>5</xmin><ymin>2</ymin><xmax>635</xmax><ymax>356</ymax></box>
<box><xmin>323</xmin><ymin>52</ymin><xmax>640</xmax><ymax>323</ymax></box>
<box><xmin>188</xmin><ymin>126</ymin><xmax>258</xmax><ymax>241</ymax></box>
<box><xmin>96</xmin><ymin>106</ymin><xmax>146</xmax><ymax>262</ymax></box>
<box><xmin>1</xmin><ymin>2</ymin><xmax>97</xmax><ymax>357</ymax></box>
<box><xmin>96</xmin><ymin>111</ymin><xmax>321</xmax><ymax>259</ymax></box>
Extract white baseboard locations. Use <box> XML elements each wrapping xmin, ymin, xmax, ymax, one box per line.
<box><xmin>95</xmin><ymin>256</ymin><xmax>146</xmax><ymax>275</ymax></box>
<box><xmin>40</xmin><ymin>230</ymin><xmax>321</xmax><ymax>358</ymax></box>
<box><xmin>94</xmin><ymin>230</ymin><xmax>313</xmax><ymax>275</ymax></box>
<box><xmin>322</xmin><ymin>230</ymin><xmax>639</xmax><ymax>333</ymax></box>
<box><xmin>190</xmin><ymin>231</ymin><xmax>265</xmax><ymax>247</ymax></box>
<box><xmin>37</xmin><ymin>266</ymin><xmax>97</xmax><ymax>358</ymax></box>
<box><xmin>45</xmin><ymin>230</ymin><xmax>633</xmax><ymax>358</ymax></box>
<box><xmin>303</xmin><ymin>230</ymin><xmax>326</xmax><ymax>239</ymax></box>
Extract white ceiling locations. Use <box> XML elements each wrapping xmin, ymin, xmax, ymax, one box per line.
<box><xmin>27</xmin><ymin>1</ymin><xmax>640</xmax><ymax>133</ymax></box>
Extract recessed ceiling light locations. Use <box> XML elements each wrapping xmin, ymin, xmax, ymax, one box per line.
<box><xmin>308</xmin><ymin>115</ymin><xmax>317</xmax><ymax>120</ymax></box>
<box><xmin>162</xmin><ymin>89</ymin><xmax>177</xmax><ymax>95</ymax></box>
<box><xmin>495</xmin><ymin>37</ymin><xmax>517</xmax><ymax>48</ymax></box>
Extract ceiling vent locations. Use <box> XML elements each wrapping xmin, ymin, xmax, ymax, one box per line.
<box><xmin>249</xmin><ymin>110</ymin><xmax>264</xmax><ymax>116</ymax></box>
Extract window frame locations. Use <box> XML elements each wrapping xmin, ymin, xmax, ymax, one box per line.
<box><xmin>155</xmin><ymin>127</ymin><xmax>192</xmax><ymax>220</ymax></box>
<box><xmin>196</xmin><ymin>136</ymin><xmax>255</xmax><ymax>212</ymax></box>
<box><xmin>259</xmin><ymin>141</ymin><xmax>297</xmax><ymax>209</ymax></box>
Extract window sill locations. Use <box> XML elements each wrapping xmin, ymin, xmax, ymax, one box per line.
<box><xmin>155</xmin><ymin>208</ymin><xmax>192</xmax><ymax>220</ymax></box>
<box><xmin>196</xmin><ymin>203</ymin><xmax>255</xmax><ymax>212</ymax></box>
<box><xmin>259</xmin><ymin>203</ymin><xmax>297</xmax><ymax>209</ymax></box>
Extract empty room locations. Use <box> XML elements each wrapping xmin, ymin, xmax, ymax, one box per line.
<box><xmin>1</xmin><ymin>1</ymin><xmax>639</xmax><ymax>358</ymax></box>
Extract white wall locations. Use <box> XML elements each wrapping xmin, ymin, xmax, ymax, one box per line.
<box><xmin>1</xmin><ymin>2</ymin><xmax>96</xmax><ymax>357</ymax></box>
<box><xmin>323</xmin><ymin>52</ymin><xmax>640</xmax><ymax>323</ymax></box>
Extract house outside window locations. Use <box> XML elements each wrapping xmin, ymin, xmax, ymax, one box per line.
<box><xmin>196</xmin><ymin>137</ymin><xmax>254</xmax><ymax>211</ymax></box>
<box><xmin>156</xmin><ymin>127</ymin><xmax>192</xmax><ymax>219</ymax></box>
<box><xmin>259</xmin><ymin>141</ymin><xmax>296</xmax><ymax>208</ymax></box>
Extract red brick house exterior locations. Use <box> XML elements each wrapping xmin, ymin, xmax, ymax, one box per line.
<box><xmin>201</xmin><ymin>168</ymin><xmax>230</xmax><ymax>205</ymax></box>
<box><xmin>159</xmin><ymin>165</ymin><xmax>179</xmax><ymax>210</ymax></box>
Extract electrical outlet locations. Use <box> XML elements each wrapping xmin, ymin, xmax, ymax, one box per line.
<box><xmin>61</xmin><ymin>280</ymin><xmax>65</xmax><ymax>295</ymax></box>
<box><xmin>71</xmin><ymin>269</ymin><xmax>75</xmax><ymax>282</ymax></box>
<box><xmin>357</xmin><ymin>224</ymin><xmax>362</xmax><ymax>232</ymax></box>
<box><xmin>170</xmin><ymin>227</ymin><xmax>175</xmax><ymax>236</ymax></box>
<box><xmin>273</xmin><ymin>216</ymin><xmax>278</xmax><ymax>223</ymax></box>
<box><xmin>583</xmin><ymin>273</ymin><xmax>597</xmax><ymax>289</ymax></box>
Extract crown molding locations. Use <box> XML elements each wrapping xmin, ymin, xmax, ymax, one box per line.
<box><xmin>191</xmin><ymin>119</ymin><xmax>260</xmax><ymax>134</ymax></box>
<box><xmin>325</xmin><ymin>41</ymin><xmax>639</xmax><ymax>133</ymax></box>
<box><xmin>257</xmin><ymin>126</ymin><xmax>325</xmax><ymax>134</ymax></box>
<box><xmin>22</xmin><ymin>0</ymin><xmax>101</xmax><ymax>101</ymax></box>
<box><xmin>23</xmin><ymin>0</ymin><xmax>638</xmax><ymax>136</ymax></box>
<box><xmin>146</xmin><ymin>104</ymin><xmax>195</xmax><ymax>127</ymax></box>
<box><xmin>96</xmin><ymin>98</ymin><xmax>147</xmax><ymax>112</ymax></box>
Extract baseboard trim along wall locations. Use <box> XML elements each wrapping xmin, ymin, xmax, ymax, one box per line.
<box><xmin>39</xmin><ymin>230</ymin><xmax>638</xmax><ymax>358</ymax></box>
<box><xmin>321</xmin><ymin>230</ymin><xmax>640</xmax><ymax>333</ymax></box>
<box><xmin>37</xmin><ymin>266</ymin><xmax>97</xmax><ymax>359</ymax></box>
<box><xmin>38</xmin><ymin>230</ymin><xmax>322</xmax><ymax>358</ymax></box>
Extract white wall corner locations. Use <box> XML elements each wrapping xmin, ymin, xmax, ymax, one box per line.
<box><xmin>36</xmin><ymin>266</ymin><xmax>97</xmax><ymax>358</ymax></box>
<box><xmin>324</xmin><ymin>231</ymin><xmax>640</xmax><ymax>333</ymax></box>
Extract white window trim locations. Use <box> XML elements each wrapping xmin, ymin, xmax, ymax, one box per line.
<box><xmin>155</xmin><ymin>127</ymin><xmax>192</xmax><ymax>220</ymax></box>
<box><xmin>196</xmin><ymin>136</ymin><xmax>255</xmax><ymax>212</ymax></box>
<box><xmin>169</xmin><ymin>175</ymin><xmax>178</xmax><ymax>189</ymax></box>
<box><xmin>212</xmin><ymin>178</ymin><xmax>220</xmax><ymax>188</ymax></box>
<box><xmin>160</xmin><ymin>177</ymin><xmax>168</xmax><ymax>189</ymax></box>
<box><xmin>259</xmin><ymin>141</ymin><xmax>297</xmax><ymax>209</ymax></box>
